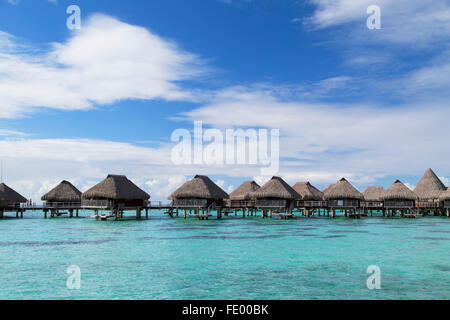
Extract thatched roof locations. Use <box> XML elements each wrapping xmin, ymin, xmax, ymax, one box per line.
<box><xmin>251</xmin><ymin>176</ymin><xmax>300</xmax><ymax>199</ymax></box>
<box><xmin>229</xmin><ymin>181</ymin><xmax>260</xmax><ymax>200</ymax></box>
<box><xmin>41</xmin><ymin>180</ymin><xmax>82</xmax><ymax>202</ymax></box>
<box><xmin>381</xmin><ymin>180</ymin><xmax>418</xmax><ymax>201</ymax></box>
<box><xmin>292</xmin><ymin>182</ymin><xmax>324</xmax><ymax>200</ymax></box>
<box><xmin>323</xmin><ymin>178</ymin><xmax>363</xmax><ymax>200</ymax></box>
<box><xmin>322</xmin><ymin>184</ymin><xmax>335</xmax><ymax>194</ymax></box>
<box><xmin>168</xmin><ymin>175</ymin><xmax>229</xmax><ymax>200</ymax></box>
<box><xmin>439</xmin><ymin>188</ymin><xmax>450</xmax><ymax>201</ymax></box>
<box><xmin>82</xmin><ymin>175</ymin><xmax>150</xmax><ymax>200</ymax></box>
<box><xmin>363</xmin><ymin>186</ymin><xmax>384</xmax><ymax>201</ymax></box>
<box><xmin>0</xmin><ymin>183</ymin><xmax>27</xmax><ymax>203</ymax></box>
<box><xmin>413</xmin><ymin>168</ymin><xmax>446</xmax><ymax>200</ymax></box>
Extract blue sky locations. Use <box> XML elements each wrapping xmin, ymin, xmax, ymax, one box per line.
<box><xmin>0</xmin><ymin>0</ymin><xmax>449</xmax><ymax>201</ymax></box>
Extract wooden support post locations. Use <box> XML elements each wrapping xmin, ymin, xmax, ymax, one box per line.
<box><xmin>183</xmin><ymin>209</ymin><xmax>187</xmax><ymax>219</ymax></box>
<box><xmin>0</xmin><ymin>210</ymin><xmax>4</xmax><ymax>219</ymax></box>
<box><xmin>20</xmin><ymin>210</ymin><xmax>23</xmax><ymax>219</ymax></box>
<box><xmin>16</xmin><ymin>211</ymin><xmax>19</xmax><ymax>218</ymax></box>
<box><xmin>76</xmin><ymin>210</ymin><xmax>79</xmax><ymax>217</ymax></box>
<box><xmin>332</xmin><ymin>209</ymin><xmax>335</xmax><ymax>218</ymax></box>
<box><xmin>145</xmin><ymin>208</ymin><xmax>149</xmax><ymax>219</ymax></box>
<box><xmin>217</xmin><ymin>208</ymin><xmax>222</xmax><ymax>220</ymax></box>
<box><xmin>95</xmin><ymin>209</ymin><xmax>99</xmax><ymax>220</ymax></box>
<box><xmin>44</xmin><ymin>210</ymin><xmax>47</xmax><ymax>219</ymax></box>
<box><xmin>447</xmin><ymin>209</ymin><xmax>449</xmax><ymax>217</ymax></box>
<box><xmin>69</xmin><ymin>209</ymin><xmax>73</xmax><ymax>218</ymax></box>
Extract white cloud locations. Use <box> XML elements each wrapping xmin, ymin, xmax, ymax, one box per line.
<box><xmin>306</xmin><ymin>0</ymin><xmax>450</xmax><ymax>47</ymax></box>
<box><xmin>440</xmin><ymin>177</ymin><xmax>449</xmax><ymax>187</ymax></box>
<box><xmin>0</xmin><ymin>129</ymin><xmax>28</xmax><ymax>137</ymax></box>
<box><xmin>179</xmin><ymin>85</ymin><xmax>450</xmax><ymax>186</ymax></box>
<box><xmin>0</xmin><ymin>14</ymin><xmax>207</xmax><ymax>118</ymax></box>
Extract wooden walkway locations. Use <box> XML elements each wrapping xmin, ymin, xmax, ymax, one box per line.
<box><xmin>0</xmin><ymin>205</ymin><xmax>448</xmax><ymax>220</ymax></box>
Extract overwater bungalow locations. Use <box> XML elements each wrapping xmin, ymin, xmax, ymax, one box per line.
<box><xmin>169</xmin><ymin>175</ymin><xmax>229</xmax><ymax>219</ymax></box>
<box><xmin>413</xmin><ymin>168</ymin><xmax>446</xmax><ymax>212</ymax></box>
<box><xmin>292</xmin><ymin>182</ymin><xmax>326</xmax><ymax>215</ymax></box>
<box><xmin>323</xmin><ymin>178</ymin><xmax>363</xmax><ymax>217</ymax></box>
<box><xmin>361</xmin><ymin>186</ymin><xmax>384</xmax><ymax>213</ymax></box>
<box><xmin>439</xmin><ymin>188</ymin><xmax>450</xmax><ymax>216</ymax></box>
<box><xmin>41</xmin><ymin>180</ymin><xmax>82</xmax><ymax>218</ymax></box>
<box><xmin>82</xmin><ymin>174</ymin><xmax>150</xmax><ymax>220</ymax></box>
<box><xmin>0</xmin><ymin>183</ymin><xmax>27</xmax><ymax>218</ymax></box>
<box><xmin>228</xmin><ymin>181</ymin><xmax>260</xmax><ymax>208</ymax></box>
<box><xmin>381</xmin><ymin>180</ymin><xmax>418</xmax><ymax>217</ymax></box>
<box><xmin>252</xmin><ymin>176</ymin><xmax>300</xmax><ymax>218</ymax></box>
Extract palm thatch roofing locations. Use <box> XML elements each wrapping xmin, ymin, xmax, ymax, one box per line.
<box><xmin>41</xmin><ymin>180</ymin><xmax>82</xmax><ymax>202</ymax></box>
<box><xmin>0</xmin><ymin>183</ymin><xmax>27</xmax><ymax>203</ymax></box>
<box><xmin>439</xmin><ymin>188</ymin><xmax>450</xmax><ymax>201</ymax></box>
<box><xmin>323</xmin><ymin>178</ymin><xmax>363</xmax><ymax>200</ymax></box>
<box><xmin>168</xmin><ymin>175</ymin><xmax>229</xmax><ymax>200</ymax></box>
<box><xmin>292</xmin><ymin>182</ymin><xmax>324</xmax><ymax>200</ymax></box>
<box><xmin>229</xmin><ymin>181</ymin><xmax>260</xmax><ymax>200</ymax></box>
<box><xmin>322</xmin><ymin>184</ymin><xmax>335</xmax><ymax>194</ymax></box>
<box><xmin>82</xmin><ymin>175</ymin><xmax>150</xmax><ymax>200</ymax></box>
<box><xmin>413</xmin><ymin>168</ymin><xmax>446</xmax><ymax>200</ymax></box>
<box><xmin>363</xmin><ymin>186</ymin><xmax>384</xmax><ymax>201</ymax></box>
<box><xmin>251</xmin><ymin>176</ymin><xmax>300</xmax><ymax>199</ymax></box>
<box><xmin>381</xmin><ymin>180</ymin><xmax>418</xmax><ymax>201</ymax></box>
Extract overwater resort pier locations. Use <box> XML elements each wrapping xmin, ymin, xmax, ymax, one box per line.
<box><xmin>1</xmin><ymin>169</ymin><xmax>450</xmax><ymax>221</ymax></box>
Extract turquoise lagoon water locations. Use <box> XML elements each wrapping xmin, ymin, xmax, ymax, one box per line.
<box><xmin>0</xmin><ymin>210</ymin><xmax>449</xmax><ymax>300</ymax></box>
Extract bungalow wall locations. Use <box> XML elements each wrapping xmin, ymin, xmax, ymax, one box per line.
<box><xmin>328</xmin><ymin>199</ymin><xmax>360</xmax><ymax>208</ymax></box>
<box><xmin>255</xmin><ymin>198</ymin><xmax>293</xmax><ymax>208</ymax></box>
<box><xmin>444</xmin><ymin>200</ymin><xmax>450</xmax><ymax>208</ymax></box>
<box><xmin>172</xmin><ymin>198</ymin><xmax>225</xmax><ymax>208</ymax></box>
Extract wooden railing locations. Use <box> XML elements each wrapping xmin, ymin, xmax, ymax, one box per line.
<box><xmin>0</xmin><ymin>201</ymin><xmax>24</xmax><ymax>209</ymax></box>
<box><xmin>416</xmin><ymin>201</ymin><xmax>442</xmax><ymax>208</ymax></box>
<box><xmin>360</xmin><ymin>201</ymin><xmax>384</xmax><ymax>208</ymax></box>
<box><xmin>172</xmin><ymin>199</ymin><xmax>207</xmax><ymax>208</ymax></box>
<box><xmin>227</xmin><ymin>200</ymin><xmax>255</xmax><ymax>208</ymax></box>
<box><xmin>255</xmin><ymin>199</ymin><xmax>287</xmax><ymax>208</ymax></box>
<box><xmin>328</xmin><ymin>199</ymin><xmax>360</xmax><ymax>208</ymax></box>
<box><xmin>81</xmin><ymin>200</ymin><xmax>113</xmax><ymax>208</ymax></box>
<box><xmin>44</xmin><ymin>202</ymin><xmax>82</xmax><ymax>209</ymax></box>
<box><xmin>384</xmin><ymin>200</ymin><xmax>414</xmax><ymax>208</ymax></box>
<box><xmin>297</xmin><ymin>200</ymin><xmax>328</xmax><ymax>208</ymax></box>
